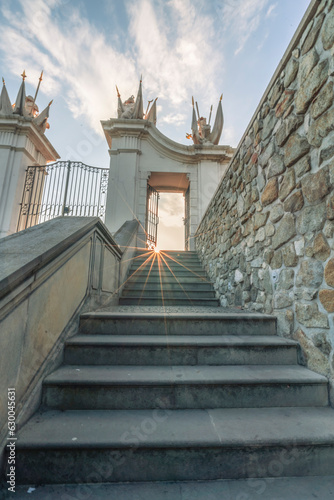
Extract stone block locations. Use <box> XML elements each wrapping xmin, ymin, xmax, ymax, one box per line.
<box><xmin>327</xmin><ymin>195</ymin><xmax>334</xmax><ymax>220</ymax></box>
<box><xmin>311</xmin><ymin>81</ymin><xmax>334</xmax><ymax>119</ymax></box>
<box><xmin>273</xmin><ymin>291</ymin><xmax>293</xmax><ymax>309</ymax></box>
<box><xmin>258</xmin><ymin>141</ymin><xmax>275</xmax><ymax>168</ymax></box>
<box><xmin>301</xmin><ymin>13</ymin><xmax>325</xmax><ymax>55</ymax></box>
<box><xmin>322</xmin><ymin>8</ymin><xmax>334</xmax><ymax>50</ymax></box>
<box><xmin>313</xmin><ymin>233</ymin><xmax>331</xmax><ymax>261</ymax></box>
<box><xmin>320</xmin><ymin>144</ymin><xmax>334</xmax><ymax>164</ymax></box>
<box><xmin>276</xmin><ymin>309</ymin><xmax>294</xmax><ymax>336</ymax></box>
<box><xmin>270</xmin><ymin>250</ymin><xmax>282</xmax><ymax>269</ymax></box>
<box><xmin>284</xmin><ymin>58</ymin><xmax>299</xmax><ymax>88</ymax></box>
<box><xmin>301</xmin><ymin>167</ymin><xmax>330</xmax><ymax>204</ymax></box>
<box><xmin>295</xmin><ymin>303</ymin><xmax>329</xmax><ymax>328</ymax></box>
<box><xmin>276</xmin><ymin>115</ymin><xmax>304</xmax><ymax>147</ymax></box>
<box><xmin>282</xmin><ymin>243</ymin><xmax>299</xmax><ymax>267</ymax></box>
<box><xmin>261</xmin><ymin>178</ymin><xmax>278</xmax><ymax>206</ymax></box>
<box><xmin>319</xmin><ymin>289</ymin><xmax>334</xmax><ymax>312</ymax></box>
<box><xmin>294</xmin><ymin>287</ymin><xmax>318</xmax><ymax>301</ymax></box>
<box><xmin>284</xmin><ymin>190</ymin><xmax>304</xmax><ymax>212</ymax></box>
<box><xmin>294</xmin><ymin>156</ymin><xmax>311</xmax><ymax>178</ymax></box>
<box><xmin>279</xmin><ymin>169</ymin><xmax>296</xmax><ymax>201</ymax></box>
<box><xmin>272</xmin><ymin>214</ymin><xmax>296</xmax><ymax>250</ymax></box>
<box><xmin>294</xmin><ymin>238</ymin><xmax>305</xmax><ymax>256</ymax></box>
<box><xmin>308</xmin><ymin>107</ymin><xmax>334</xmax><ymax>147</ymax></box>
<box><xmin>269</xmin><ymin>204</ymin><xmax>284</xmax><ymax>223</ymax></box>
<box><xmin>262</xmin><ymin>110</ymin><xmax>277</xmax><ymax>140</ymax></box>
<box><xmin>254</xmin><ymin>212</ymin><xmax>269</xmax><ymax>230</ymax></box>
<box><xmin>298</xmin><ymin>47</ymin><xmax>319</xmax><ymax>84</ymax></box>
<box><xmin>296</xmin><ymin>259</ymin><xmax>324</xmax><ymax>288</ymax></box>
<box><xmin>284</xmin><ymin>134</ymin><xmax>310</xmax><ymax>168</ymax></box>
<box><xmin>294</xmin><ymin>328</ymin><xmax>330</xmax><ymax>375</ymax></box>
<box><xmin>265</xmin><ymin>222</ymin><xmax>275</xmax><ymax>237</ymax></box>
<box><xmin>278</xmin><ymin>268</ymin><xmax>295</xmax><ymax>290</ymax></box>
<box><xmin>295</xmin><ymin>59</ymin><xmax>329</xmax><ymax>114</ymax></box>
<box><xmin>275</xmin><ymin>90</ymin><xmax>295</xmax><ymax>118</ymax></box>
<box><xmin>268</xmin><ymin>154</ymin><xmax>285</xmax><ymax>178</ymax></box>
<box><xmin>325</xmin><ymin>258</ymin><xmax>334</xmax><ymax>287</ymax></box>
<box><xmin>296</xmin><ymin>202</ymin><xmax>326</xmax><ymax>234</ymax></box>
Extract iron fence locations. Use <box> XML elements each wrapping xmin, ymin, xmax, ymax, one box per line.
<box><xmin>17</xmin><ymin>161</ymin><xmax>109</xmax><ymax>232</ymax></box>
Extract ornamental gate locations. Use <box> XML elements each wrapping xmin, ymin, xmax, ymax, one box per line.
<box><xmin>145</xmin><ymin>184</ymin><xmax>159</xmax><ymax>248</ymax></box>
<box><xmin>17</xmin><ymin>161</ymin><xmax>109</xmax><ymax>232</ymax></box>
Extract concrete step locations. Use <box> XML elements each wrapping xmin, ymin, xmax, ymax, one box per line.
<box><xmin>119</xmin><ymin>297</ymin><xmax>220</xmax><ymax>306</ymax></box>
<box><xmin>12</xmin><ymin>475</ymin><xmax>334</xmax><ymax>500</ymax></box>
<box><xmin>79</xmin><ymin>312</ymin><xmax>277</xmax><ymax>335</ymax></box>
<box><xmin>42</xmin><ymin>364</ymin><xmax>328</xmax><ymax>410</ymax></box>
<box><xmin>64</xmin><ymin>334</ymin><xmax>299</xmax><ymax>366</ymax></box>
<box><xmin>123</xmin><ymin>282</ymin><xmax>213</xmax><ymax>291</ymax></box>
<box><xmin>127</xmin><ymin>268</ymin><xmax>207</xmax><ymax>278</ymax></box>
<box><xmin>13</xmin><ymin>407</ymin><xmax>334</xmax><ymax>484</ymax></box>
<box><xmin>123</xmin><ymin>275</ymin><xmax>210</xmax><ymax>285</ymax></box>
<box><xmin>121</xmin><ymin>289</ymin><xmax>216</xmax><ymax>299</ymax></box>
<box><xmin>129</xmin><ymin>264</ymin><xmax>205</xmax><ymax>274</ymax></box>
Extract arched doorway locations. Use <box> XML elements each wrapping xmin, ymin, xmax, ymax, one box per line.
<box><xmin>146</xmin><ymin>172</ymin><xmax>190</xmax><ymax>250</ymax></box>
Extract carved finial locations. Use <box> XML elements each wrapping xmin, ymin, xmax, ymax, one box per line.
<box><xmin>140</xmin><ymin>74</ymin><xmax>142</xmax><ymax>83</ymax></box>
<box><xmin>192</xmin><ymin>96</ymin><xmax>194</xmax><ymax>107</ymax></box>
<box><xmin>49</xmin><ymin>100</ymin><xmax>53</xmax><ymax>106</ymax></box>
<box><xmin>116</xmin><ymin>85</ymin><xmax>120</xmax><ymax>98</ymax></box>
<box><xmin>2</xmin><ymin>77</ymin><xmax>5</xmax><ymax>86</ymax></box>
<box><xmin>39</xmin><ymin>70</ymin><xmax>43</xmax><ymax>82</ymax></box>
<box><xmin>21</xmin><ymin>70</ymin><xmax>27</xmax><ymax>81</ymax></box>
<box><xmin>220</xmin><ymin>93</ymin><xmax>223</xmax><ymax>101</ymax></box>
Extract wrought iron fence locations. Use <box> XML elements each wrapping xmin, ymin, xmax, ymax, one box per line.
<box><xmin>17</xmin><ymin>161</ymin><xmax>109</xmax><ymax>232</ymax></box>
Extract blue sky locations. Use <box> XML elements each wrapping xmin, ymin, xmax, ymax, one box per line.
<box><xmin>0</xmin><ymin>0</ymin><xmax>311</xmax><ymax>247</ymax></box>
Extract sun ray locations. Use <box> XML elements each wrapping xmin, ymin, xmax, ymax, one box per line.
<box><xmin>159</xmin><ymin>252</ymin><xmax>194</xmax><ymax>306</ymax></box>
<box><xmin>160</xmin><ymin>251</ymin><xmax>212</xmax><ymax>284</ymax></box>
<box><xmin>110</xmin><ymin>251</ymin><xmax>155</xmax><ymax>297</ymax></box>
<box><xmin>138</xmin><ymin>252</ymin><xmax>157</xmax><ymax>305</ymax></box>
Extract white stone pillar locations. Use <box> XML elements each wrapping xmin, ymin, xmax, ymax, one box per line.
<box><xmin>0</xmin><ymin>117</ymin><xmax>59</xmax><ymax>239</ymax></box>
<box><xmin>104</xmin><ymin>133</ymin><xmax>141</xmax><ymax>234</ymax></box>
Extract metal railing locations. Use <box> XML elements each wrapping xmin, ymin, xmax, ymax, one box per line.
<box><xmin>17</xmin><ymin>161</ymin><xmax>109</xmax><ymax>232</ymax></box>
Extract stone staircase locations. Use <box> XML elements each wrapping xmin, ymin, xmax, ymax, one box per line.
<box><xmin>7</xmin><ymin>250</ymin><xmax>334</xmax><ymax>496</ymax></box>
<box><xmin>119</xmin><ymin>250</ymin><xmax>219</xmax><ymax>306</ymax></box>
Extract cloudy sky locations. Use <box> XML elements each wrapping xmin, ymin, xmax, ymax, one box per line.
<box><xmin>0</xmin><ymin>0</ymin><xmax>310</xmax><ymax>248</ymax></box>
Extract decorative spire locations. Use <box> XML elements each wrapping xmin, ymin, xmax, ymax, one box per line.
<box><xmin>189</xmin><ymin>94</ymin><xmax>224</xmax><ymax>145</ymax></box>
<box><xmin>33</xmin><ymin>100</ymin><xmax>52</xmax><ymax>133</ymax></box>
<box><xmin>30</xmin><ymin>70</ymin><xmax>43</xmax><ymax>116</ymax></box>
<box><xmin>0</xmin><ymin>77</ymin><xmax>13</xmax><ymax>115</ymax></box>
<box><xmin>116</xmin><ymin>85</ymin><xmax>124</xmax><ymax>118</ymax></box>
<box><xmin>146</xmin><ymin>97</ymin><xmax>158</xmax><ymax>125</ymax></box>
<box><xmin>13</xmin><ymin>70</ymin><xmax>27</xmax><ymax>115</ymax></box>
<box><xmin>133</xmin><ymin>77</ymin><xmax>143</xmax><ymax>119</ymax></box>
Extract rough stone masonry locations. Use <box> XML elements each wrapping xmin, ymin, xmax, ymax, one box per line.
<box><xmin>196</xmin><ymin>0</ymin><xmax>334</xmax><ymax>403</ymax></box>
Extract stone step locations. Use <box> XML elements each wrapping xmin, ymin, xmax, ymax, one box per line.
<box><xmin>13</xmin><ymin>475</ymin><xmax>334</xmax><ymax>499</ymax></box>
<box><xmin>79</xmin><ymin>312</ymin><xmax>277</xmax><ymax>336</ymax></box>
<box><xmin>13</xmin><ymin>407</ymin><xmax>334</xmax><ymax>484</ymax></box>
<box><xmin>122</xmin><ymin>281</ymin><xmax>213</xmax><ymax>291</ymax></box>
<box><xmin>118</xmin><ymin>297</ymin><xmax>220</xmax><ymax>306</ymax></box>
<box><xmin>129</xmin><ymin>263</ymin><xmax>205</xmax><ymax>272</ymax></box>
<box><xmin>121</xmin><ymin>289</ymin><xmax>216</xmax><ymax>299</ymax></box>
<box><xmin>64</xmin><ymin>334</ymin><xmax>299</xmax><ymax>366</ymax></box>
<box><xmin>42</xmin><ymin>364</ymin><xmax>328</xmax><ymax>410</ymax></box>
<box><xmin>123</xmin><ymin>275</ymin><xmax>210</xmax><ymax>285</ymax></box>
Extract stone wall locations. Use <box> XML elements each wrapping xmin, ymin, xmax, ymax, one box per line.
<box><xmin>196</xmin><ymin>0</ymin><xmax>334</xmax><ymax>401</ymax></box>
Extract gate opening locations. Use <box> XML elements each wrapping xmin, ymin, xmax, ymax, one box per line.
<box><xmin>156</xmin><ymin>192</ymin><xmax>185</xmax><ymax>251</ymax></box>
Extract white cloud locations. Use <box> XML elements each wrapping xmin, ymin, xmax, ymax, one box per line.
<box><xmin>0</xmin><ymin>0</ymin><xmax>224</xmax><ymax>138</ymax></box>
<box><xmin>218</xmin><ymin>0</ymin><xmax>270</xmax><ymax>55</ymax></box>
<box><xmin>160</xmin><ymin>113</ymin><xmax>187</xmax><ymax>125</ymax></box>
<box><xmin>266</xmin><ymin>3</ymin><xmax>278</xmax><ymax>18</ymax></box>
